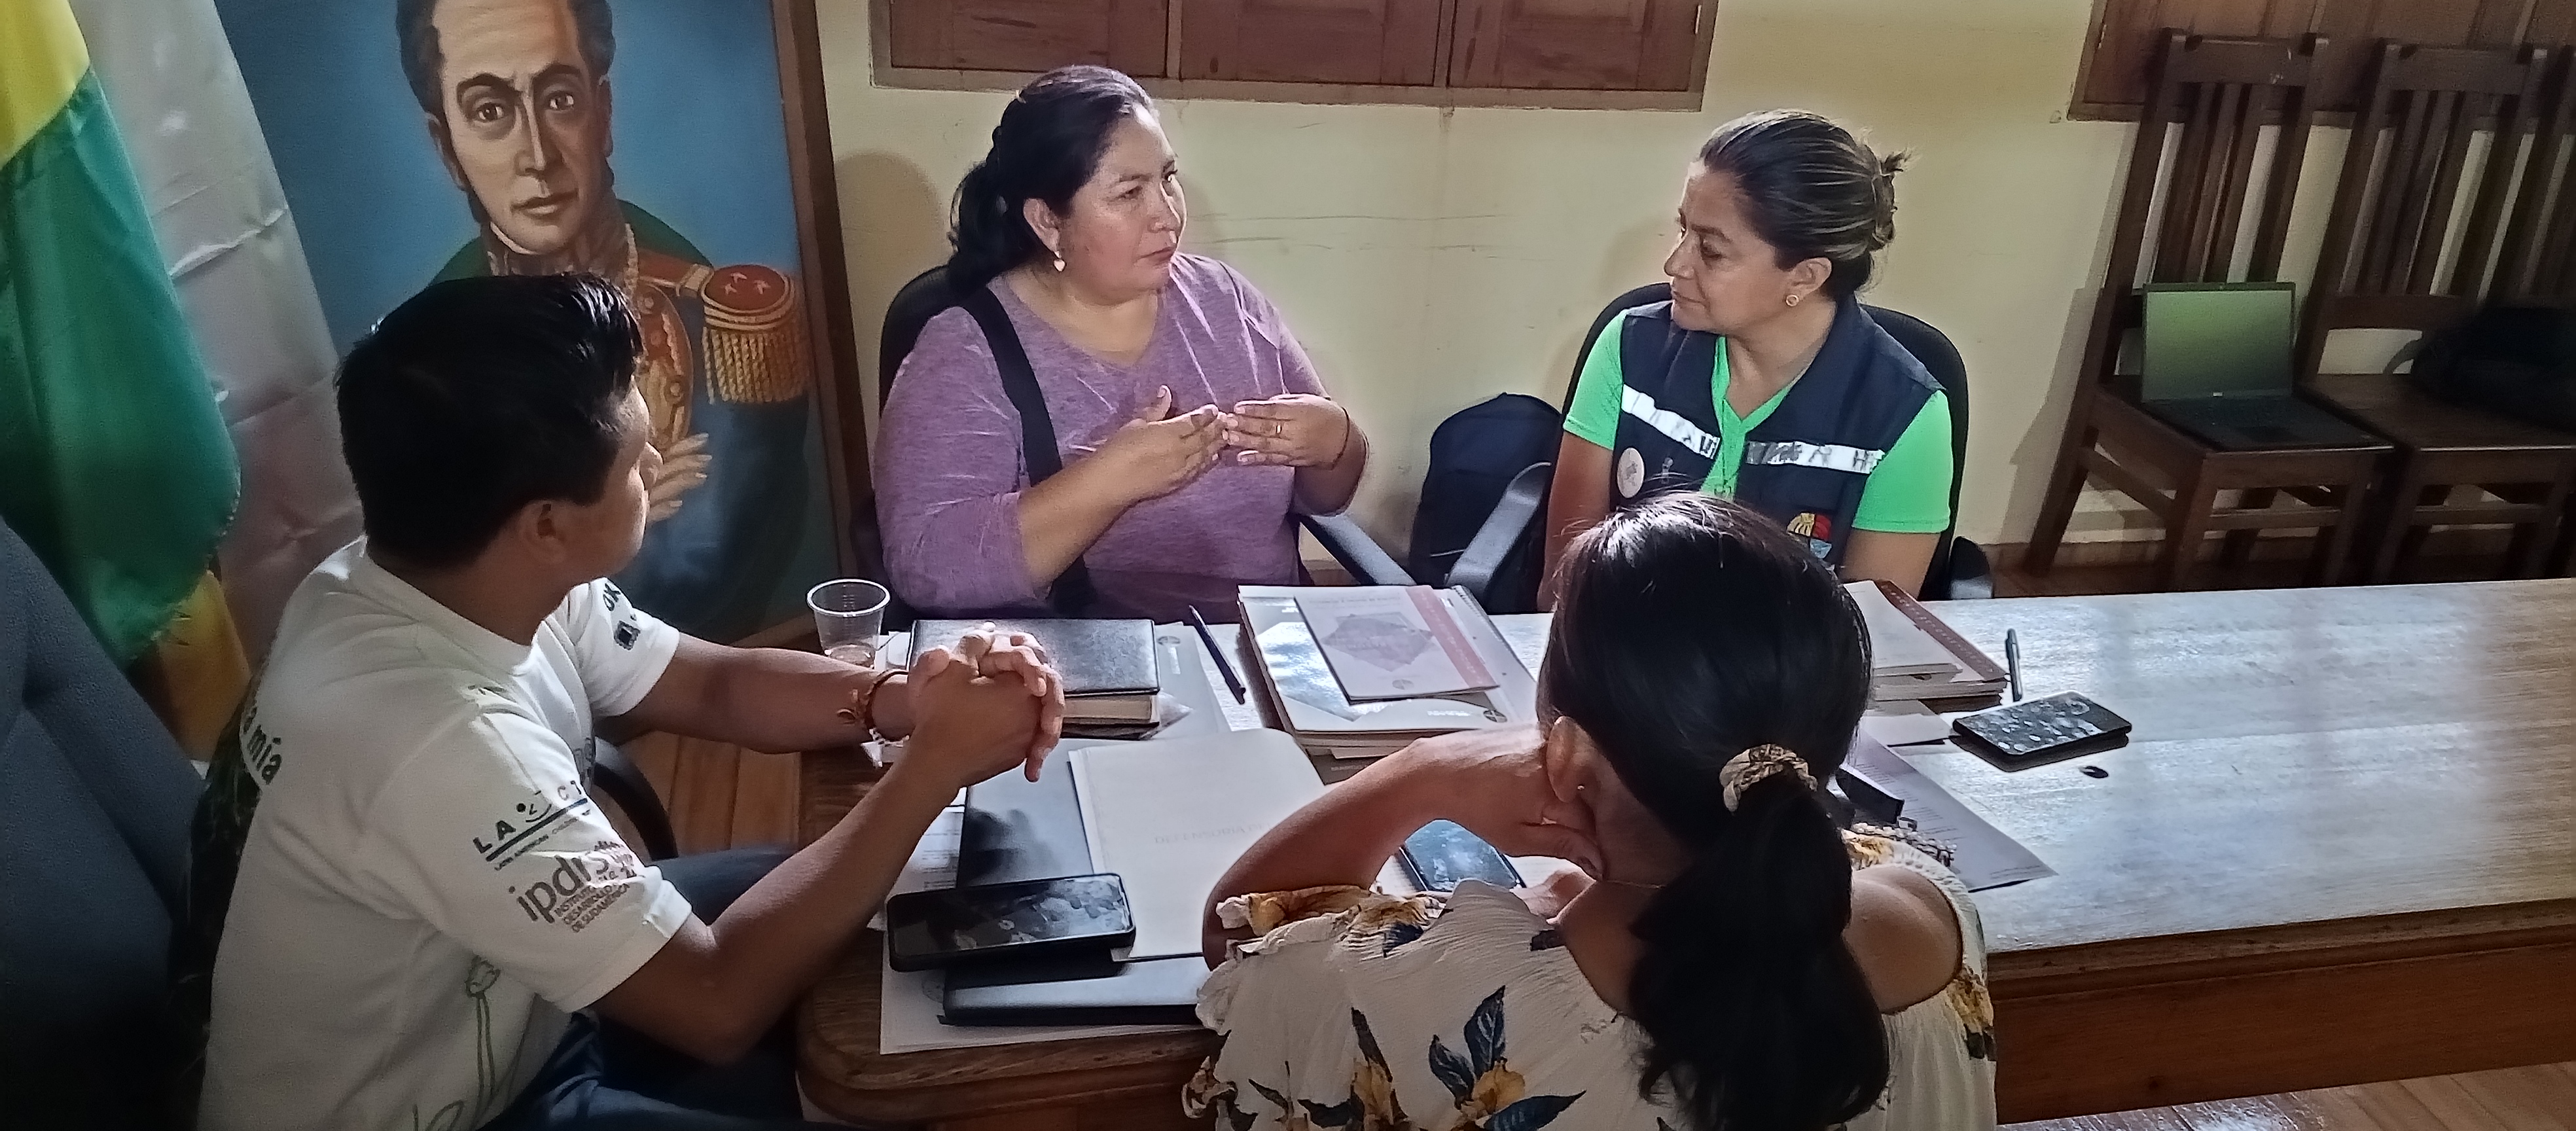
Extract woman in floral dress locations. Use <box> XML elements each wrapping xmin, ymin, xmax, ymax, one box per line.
<box><xmin>1191</xmin><ymin>494</ymin><xmax>1995</xmax><ymax>1130</ymax></box>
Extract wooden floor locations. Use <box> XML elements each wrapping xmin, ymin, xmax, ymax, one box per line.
<box><xmin>620</xmin><ymin>730</ymin><xmax>804</xmax><ymax>854</ymax></box>
<box><xmin>637</xmin><ymin>547</ymin><xmax>2564</xmax><ymax>1131</ymax></box>
<box><xmin>2006</xmin><ymin>1062</ymin><xmax>2576</xmax><ymax>1130</ymax></box>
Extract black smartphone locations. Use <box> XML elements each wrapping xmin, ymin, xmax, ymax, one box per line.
<box><xmin>1952</xmin><ymin>691</ymin><xmax>2134</xmax><ymax>767</ymax></box>
<box><xmin>884</xmin><ymin>873</ymin><xmax>1135</xmax><ymax>973</ymax></box>
<box><xmin>1399</xmin><ymin>820</ymin><xmax>1524</xmax><ymax>891</ymax></box>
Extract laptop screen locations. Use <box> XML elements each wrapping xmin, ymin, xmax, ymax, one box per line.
<box><xmin>2139</xmin><ymin>283</ymin><xmax>2297</xmax><ymax>401</ymax></box>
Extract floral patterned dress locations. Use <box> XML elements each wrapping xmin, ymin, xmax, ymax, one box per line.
<box><xmin>1188</xmin><ymin>833</ymin><xmax>1996</xmax><ymax>1130</ymax></box>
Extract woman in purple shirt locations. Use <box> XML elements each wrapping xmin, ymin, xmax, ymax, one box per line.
<box><xmin>877</xmin><ymin>67</ymin><xmax>1370</xmax><ymax>621</ymax></box>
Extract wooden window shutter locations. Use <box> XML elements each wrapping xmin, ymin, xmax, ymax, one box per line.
<box><xmin>1179</xmin><ymin>0</ymin><xmax>1444</xmax><ymax>85</ymax></box>
<box><xmin>885</xmin><ymin>0</ymin><xmax>1170</xmax><ymax>77</ymax></box>
<box><xmin>2076</xmin><ymin>1</ymin><xmax>2314</xmax><ymax>110</ymax></box>
<box><xmin>1448</xmin><ymin>0</ymin><xmax>1706</xmax><ymax>92</ymax></box>
<box><xmin>2075</xmin><ymin>0</ymin><xmax>2576</xmax><ymax>118</ymax></box>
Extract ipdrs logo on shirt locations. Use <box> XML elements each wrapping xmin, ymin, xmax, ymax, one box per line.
<box><xmin>510</xmin><ymin>840</ymin><xmax>647</xmax><ymax>932</ymax></box>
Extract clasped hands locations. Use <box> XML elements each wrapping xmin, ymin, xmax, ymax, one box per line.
<box><xmin>1088</xmin><ymin>386</ymin><xmax>1352</xmax><ymax>503</ymax></box>
<box><xmin>883</xmin><ymin>627</ymin><xmax>1067</xmax><ymax>791</ymax></box>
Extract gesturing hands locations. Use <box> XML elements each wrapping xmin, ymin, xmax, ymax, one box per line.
<box><xmin>1081</xmin><ymin>389</ymin><xmax>1356</xmax><ymax>504</ymax></box>
<box><xmin>1090</xmin><ymin>386</ymin><xmax>1225</xmax><ymax>505</ymax></box>
<box><xmin>902</xmin><ymin>628</ymin><xmax>1065</xmax><ymax>790</ymax></box>
<box><xmin>1222</xmin><ymin>394</ymin><xmax>1352</xmax><ymax>468</ymax></box>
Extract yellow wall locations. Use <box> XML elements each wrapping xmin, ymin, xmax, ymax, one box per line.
<box><xmin>817</xmin><ymin>0</ymin><xmax>2323</xmax><ymax>554</ymax></box>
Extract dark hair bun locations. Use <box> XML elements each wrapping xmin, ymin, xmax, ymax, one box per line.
<box><xmin>1869</xmin><ymin>151</ymin><xmax>1910</xmax><ymax>252</ymax></box>
<box><xmin>1698</xmin><ymin>110</ymin><xmax>1908</xmax><ymax>297</ymax></box>
<box><xmin>946</xmin><ymin>66</ymin><xmax>1154</xmax><ymax>289</ymax></box>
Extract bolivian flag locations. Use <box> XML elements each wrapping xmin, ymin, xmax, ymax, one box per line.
<box><xmin>2</xmin><ymin>1</ymin><xmax>241</xmax><ymax>681</ymax></box>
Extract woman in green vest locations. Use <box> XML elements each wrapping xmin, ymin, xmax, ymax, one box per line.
<box><xmin>1543</xmin><ymin>111</ymin><xmax>1954</xmax><ymax>599</ymax></box>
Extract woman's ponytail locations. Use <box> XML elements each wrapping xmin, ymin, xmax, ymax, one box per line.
<box><xmin>944</xmin><ymin>66</ymin><xmax>1154</xmax><ymax>291</ymax></box>
<box><xmin>1542</xmin><ymin>494</ymin><xmax>1884</xmax><ymax>1130</ymax></box>
<box><xmin>1627</xmin><ymin>770</ymin><xmax>1886</xmax><ymax>1130</ymax></box>
<box><xmin>946</xmin><ymin>158</ymin><xmax>1029</xmax><ymax>292</ymax></box>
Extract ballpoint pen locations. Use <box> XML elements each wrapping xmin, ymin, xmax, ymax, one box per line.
<box><xmin>1188</xmin><ymin>605</ymin><xmax>1247</xmax><ymax>704</ymax></box>
<box><xmin>2005</xmin><ymin>628</ymin><xmax>2022</xmax><ymax>703</ymax></box>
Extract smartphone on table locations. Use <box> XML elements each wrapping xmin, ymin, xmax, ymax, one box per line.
<box><xmin>1951</xmin><ymin>691</ymin><xmax>2133</xmax><ymax>767</ymax></box>
<box><xmin>884</xmin><ymin>872</ymin><xmax>1135</xmax><ymax>973</ymax></box>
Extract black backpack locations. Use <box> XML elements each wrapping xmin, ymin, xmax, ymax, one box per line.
<box><xmin>2411</xmin><ymin>303</ymin><xmax>2576</xmax><ymax>434</ymax></box>
<box><xmin>1406</xmin><ymin>393</ymin><xmax>1562</xmax><ymax>613</ymax></box>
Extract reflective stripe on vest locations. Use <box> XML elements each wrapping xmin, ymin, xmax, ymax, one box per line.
<box><xmin>1619</xmin><ymin>386</ymin><xmax>1721</xmax><ymax>458</ymax></box>
<box><xmin>1744</xmin><ymin>440</ymin><xmax>1886</xmax><ymax>475</ymax></box>
<box><xmin>1608</xmin><ymin>298</ymin><xmax>1942</xmax><ymax>570</ymax></box>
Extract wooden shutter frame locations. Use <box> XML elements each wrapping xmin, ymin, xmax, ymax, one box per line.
<box><xmin>870</xmin><ymin>0</ymin><xmax>1719</xmax><ymax>110</ymax></box>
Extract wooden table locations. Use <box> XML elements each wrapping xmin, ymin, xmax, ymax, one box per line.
<box><xmin>798</xmin><ymin>582</ymin><xmax>2576</xmax><ymax>1128</ymax></box>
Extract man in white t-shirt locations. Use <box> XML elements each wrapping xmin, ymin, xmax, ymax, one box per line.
<box><xmin>197</xmin><ymin>275</ymin><xmax>1064</xmax><ymax>1131</ymax></box>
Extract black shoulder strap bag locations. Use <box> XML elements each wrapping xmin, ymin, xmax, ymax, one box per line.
<box><xmin>953</xmin><ymin>287</ymin><xmax>1100</xmax><ymax>616</ymax></box>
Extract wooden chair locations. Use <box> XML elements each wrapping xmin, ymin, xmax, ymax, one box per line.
<box><xmin>2495</xmin><ymin>46</ymin><xmax>2576</xmax><ymax>577</ymax></box>
<box><xmin>2298</xmin><ymin>41</ymin><xmax>2576</xmax><ymax>583</ymax></box>
<box><xmin>2026</xmin><ymin>31</ymin><xmax>2388</xmax><ymax>590</ymax></box>
<box><xmin>2494</xmin><ymin>46</ymin><xmax>2576</xmax><ymax>304</ymax></box>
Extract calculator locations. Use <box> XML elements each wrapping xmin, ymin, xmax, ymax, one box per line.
<box><xmin>1952</xmin><ymin>692</ymin><xmax>2132</xmax><ymax>764</ymax></box>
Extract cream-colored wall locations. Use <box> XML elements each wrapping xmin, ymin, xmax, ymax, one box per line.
<box><xmin>817</xmin><ymin>0</ymin><xmax>2312</xmax><ymax>554</ymax></box>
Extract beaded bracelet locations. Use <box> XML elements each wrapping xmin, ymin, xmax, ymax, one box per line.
<box><xmin>836</xmin><ymin>668</ymin><xmax>906</xmax><ymax>742</ymax></box>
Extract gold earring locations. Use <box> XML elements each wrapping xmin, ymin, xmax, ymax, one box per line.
<box><xmin>1050</xmin><ymin>253</ymin><xmax>1065</xmax><ymax>272</ymax></box>
<box><xmin>1785</xmin><ymin>293</ymin><xmax>1802</xmax><ymax>308</ymax></box>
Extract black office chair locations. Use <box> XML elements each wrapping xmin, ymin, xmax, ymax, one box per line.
<box><xmin>0</xmin><ymin>518</ymin><xmax>204</xmax><ymax>1126</ymax></box>
<box><xmin>877</xmin><ymin>266</ymin><xmax>1415</xmax><ymax>617</ymax></box>
<box><xmin>1547</xmin><ymin>283</ymin><xmax>1992</xmax><ymax>599</ymax></box>
<box><xmin>1865</xmin><ymin>306</ymin><xmax>1992</xmax><ymax>600</ymax></box>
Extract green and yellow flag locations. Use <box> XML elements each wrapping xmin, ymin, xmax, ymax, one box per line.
<box><xmin>1</xmin><ymin>0</ymin><xmax>241</xmax><ymax>671</ymax></box>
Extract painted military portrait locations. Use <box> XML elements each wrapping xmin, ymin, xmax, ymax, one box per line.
<box><xmin>221</xmin><ymin>0</ymin><xmax>839</xmax><ymax>641</ymax></box>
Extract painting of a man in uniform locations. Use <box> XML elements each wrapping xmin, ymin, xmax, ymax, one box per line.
<box><xmin>219</xmin><ymin>0</ymin><xmax>838</xmax><ymax>641</ymax></box>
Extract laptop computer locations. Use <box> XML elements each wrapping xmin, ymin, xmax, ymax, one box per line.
<box><xmin>2137</xmin><ymin>283</ymin><xmax>2378</xmax><ymax>450</ymax></box>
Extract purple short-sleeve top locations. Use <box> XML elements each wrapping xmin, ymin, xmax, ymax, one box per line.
<box><xmin>874</xmin><ymin>254</ymin><xmax>1330</xmax><ymax>621</ymax></box>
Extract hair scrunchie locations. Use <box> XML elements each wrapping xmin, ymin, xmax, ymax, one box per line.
<box><xmin>1718</xmin><ymin>744</ymin><xmax>1815</xmax><ymax>811</ymax></box>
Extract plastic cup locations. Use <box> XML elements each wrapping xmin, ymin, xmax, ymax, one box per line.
<box><xmin>807</xmin><ymin>579</ymin><xmax>890</xmax><ymax>667</ymax></box>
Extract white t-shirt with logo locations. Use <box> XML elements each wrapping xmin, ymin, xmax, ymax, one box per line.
<box><xmin>200</xmin><ymin>542</ymin><xmax>692</xmax><ymax>1131</ymax></box>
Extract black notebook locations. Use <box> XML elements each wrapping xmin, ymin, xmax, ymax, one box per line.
<box><xmin>957</xmin><ymin>745</ymin><xmax>1093</xmax><ymax>888</ymax></box>
<box><xmin>942</xmin><ymin>952</ymin><xmax>1204</xmax><ymax>1026</ymax></box>
<box><xmin>910</xmin><ymin>619</ymin><xmax>1158</xmax><ymax>698</ymax></box>
<box><xmin>949</xmin><ymin>744</ymin><xmax>1203</xmax><ymax>1026</ymax></box>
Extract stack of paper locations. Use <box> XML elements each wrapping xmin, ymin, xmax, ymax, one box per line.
<box><xmin>1238</xmin><ymin>585</ymin><xmax>1539</xmax><ymax>760</ymax></box>
<box><xmin>1292</xmin><ymin>587</ymin><xmax>1498</xmax><ymax>701</ymax></box>
<box><xmin>1847</xmin><ymin>581</ymin><xmax>2009</xmax><ymax>703</ymax></box>
<box><xmin>1840</xmin><ymin>737</ymin><xmax>2054</xmax><ymax>891</ymax></box>
<box><xmin>1068</xmin><ymin>730</ymin><xmax>1326</xmax><ymax>959</ymax></box>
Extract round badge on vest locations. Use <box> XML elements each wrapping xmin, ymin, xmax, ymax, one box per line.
<box><xmin>1615</xmin><ymin>448</ymin><xmax>1645</xmax><ymax>499</ymax></box>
